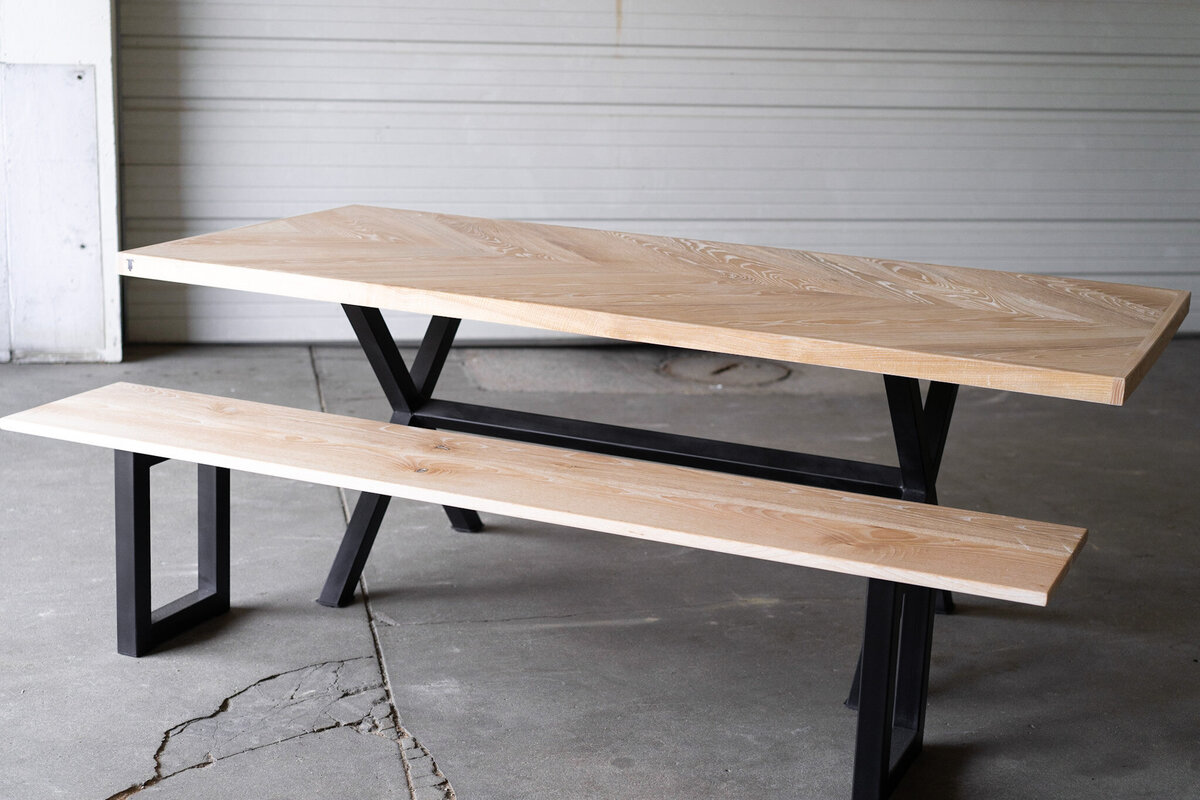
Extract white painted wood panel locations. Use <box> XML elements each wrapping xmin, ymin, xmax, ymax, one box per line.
<box><xmin>119</xmin><ymin>1</ymin><xmax>1199</xmax><ymax>343</ymax></box>
<box><xmin>2</xmin><ymin>0</ymin><xmax>123</xmax><ymax>362</ymax></box>
<box><xmin>2</xmin><ymin>65</ymin><xmax>108</xmax><ymax>359</ymax></box>
<box><xmin>0</xmin><ymin>94</ymin><xmax>8</xmax><ymax>362</ymax></box>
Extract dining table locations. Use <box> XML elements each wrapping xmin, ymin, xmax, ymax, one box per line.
<box><xmin>95</xmin><ymin>203</ymin><xmax>1193</xmax><ymax>796</ymax></box>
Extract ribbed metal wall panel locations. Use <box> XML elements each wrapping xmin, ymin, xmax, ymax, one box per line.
<box><xmin>119</xmin><ymin>1</ymin><xmax>1199</xmax><ymax>342</ymax></box>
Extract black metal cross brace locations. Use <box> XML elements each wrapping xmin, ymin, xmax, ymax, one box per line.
<box><xmin>315</xmin><ymin>306</ymin><xmax>482</xmax><ymax>608</ymax></box>
<box><xmin>844</xmin><ymin>375</ymin><xmax>958</xmax><ymax>709</ymax></box>
<box><xmin>316</xmin><ymin>306</ymin><xmax>959</xmax><ymax>798</ymax></box>
<box><xmin>885</xmin><ymin>373</ymin><xmax>959</xmax><ymax>507</ymax></box>
<box><xmin>319</xmin><ymin>306</ymin><xmax>960</xmax><ymax>614</ymax></box>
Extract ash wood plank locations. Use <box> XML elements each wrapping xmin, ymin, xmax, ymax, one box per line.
<box><xmin>0</xmin><ymin>383</ymin><xmax>1086</xmax><ymax>606</ymax></box>
<box><xmin>120</xmin><ymin>206</ymin><xmax>1189</xmax><ymax>405</ymax></box>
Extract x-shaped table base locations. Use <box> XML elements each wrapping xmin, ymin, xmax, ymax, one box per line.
<box><xmin>318</xmin><ymin>306</ymin><xmax>958</xmax><ymax>610</ymax></box>
<box><xmin>315</xmin><ymin>306</ymin><xmax>959</xmax><ymax>798</ymax></box>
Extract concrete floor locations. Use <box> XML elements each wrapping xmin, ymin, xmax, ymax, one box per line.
<box><xmin>1</xmin><ymin>340</ymin><xmax>1197</xmax><ymax>799</ymax></box>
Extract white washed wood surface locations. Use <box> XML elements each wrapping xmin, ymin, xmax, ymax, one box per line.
<box><xmin>0</xmin><ymin>382</ymin><xmax>1088</xmax><ymax>606</ymax></box>
<box><xmin>121</xmin><ymin>206</ymin><xmax>1189</xmax><ymax>405</ymax></box>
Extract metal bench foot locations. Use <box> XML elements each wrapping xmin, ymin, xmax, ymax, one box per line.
<box><xmin>114</xmin><ymin>451</ymin><xmax>230</xmax><ymax>656</ymax></box>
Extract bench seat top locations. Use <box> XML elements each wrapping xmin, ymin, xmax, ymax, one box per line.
<box><xmin>1</xmin><ymin>382</ymin><xmax>1086</xmax><ymax>606</ymax></box>
<box><xmin>120</xmin><ymin>206</ymin><xmax>1189</xmax><ymax>405</ymax></box>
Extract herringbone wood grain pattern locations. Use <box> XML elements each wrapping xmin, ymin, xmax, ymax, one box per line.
<box><xmin>122</xmin><ymin>205</ymin><xmax>1190</xmax><ymax>404</ymax></box>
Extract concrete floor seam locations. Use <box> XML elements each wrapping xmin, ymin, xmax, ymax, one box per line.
<box><xmin>363</xmin><ymin>578</ymin><xmax>457</xmax><ymax>800</ymax></box>
<box><xmin>316</xmin><ymin>344</ymin><xmax>457</xmax><ymax>799</ymax></box>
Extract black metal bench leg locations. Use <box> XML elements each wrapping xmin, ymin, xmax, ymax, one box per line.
<box><xmin>846</xmin><ymin>649</ymin><xmax>864</xmax><ymax>710</ymax></box>
<box><xmin>847</xmin><ymin>584</ymin><xmax>944</xmax><ymax>710</ymax></box>
<box><xmin>115</xmin><ymin>452</ymin><xmax>231</xmax><ymax>656</ymax></box>
<box><xmin>197</xmin><ymin>463</ymin><xmax>232</xmax><ymax>606</ymax></box>
<box><xmin>852</xmin><ymin>579</ymin><xmax>935</xmax><ymax>800</ymax></box>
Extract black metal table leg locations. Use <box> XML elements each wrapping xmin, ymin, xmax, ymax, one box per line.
<box><xmin>889</xmin><ymin>376</ymin><xmax>958</xmax><ymax>613</ymax></box>
<box><xmin>313</xmin><ymin>311</ymin><xmax>973</xmax><ymax>791</ymax></box>
<box><xmin>327</xmin><ymin>324</ymin><xmax>963</xmax><ymax>613</ymax></box>
<box><xmin>847</xmin><ymin>375</ymin><xmax>958</xmax><ymax>709</ymax></box>
<box><xmin>115</xmin><ymin>452</ymin><xmax>230</xmax><ymax>656</ymax></box>
<box><xmin>326</xmin><ymin>317</ymin><xmax>967</xmax><ymax>769</ymax></box>
<box><xmin>317</xmin><ymin>492</ymin><xmax>391</xmax><ymax>608</ymax></box>
<box><xmin>320</xmin><ymin>307</ymin><xmax>479</xmax><ymax>607</ymax></box>
<box><xmin>342</xmin><ymin>309</ymin><xmax>474</xmax><ymax>534</ymax></box>
<box><xmin>442</xmin><ymin>504</ymin><xmax>484</xmax><ymax>532</ymax></box>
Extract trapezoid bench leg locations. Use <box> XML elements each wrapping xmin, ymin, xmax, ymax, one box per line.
<box><xmin>852</xmin><ymin>579</ymin><xmax>936</xmax><ymax>800</ymax></box>
<box><xmin>114</xmin><ymin>451</ymin><xmax>230</xmax><ymax>657</ymax></box>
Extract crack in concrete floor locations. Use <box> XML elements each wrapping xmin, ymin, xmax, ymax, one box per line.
<box><xmin>364</xmin><ymin>586</ymin><xmax>458</xmax><ymax>800</ymax></box>
<box><xmin>102</xmin><ymin>656</ymin><xmax>452</xmax><ymax>799</ymax></box>
<box><xmin>312</xmin><ymin>346</ymin><xmax>456</xmax><ymax>799</ymax></box>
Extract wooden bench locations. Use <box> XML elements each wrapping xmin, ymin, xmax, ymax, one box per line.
<box><xmin>0</xmin><ymin>381</ymin><xmax>1087</xmax><ymax>800</ymax></box>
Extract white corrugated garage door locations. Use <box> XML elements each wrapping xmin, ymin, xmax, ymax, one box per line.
<box><xmin>118</xmin><ymin>0</ymin><xmax>1199</xmax><ymax>342</ymax></box>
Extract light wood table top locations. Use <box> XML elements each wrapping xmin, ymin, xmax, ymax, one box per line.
<box><xmin>122</xmin><ymin>205</ymin><xmax>1190</xmax><ymax>405</ymax></box>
